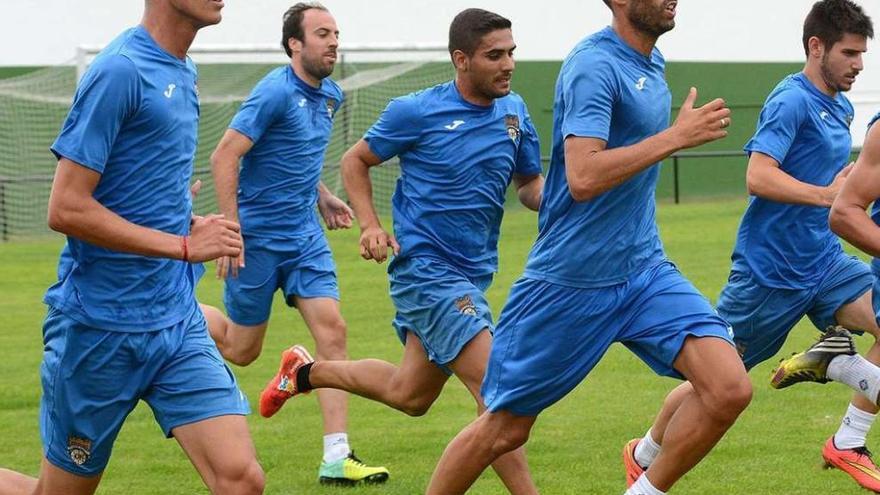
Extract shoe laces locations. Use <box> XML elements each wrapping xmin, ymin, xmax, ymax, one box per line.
<box><xmin>852</xmin><ymin>446</ymin><xmax>875</xmax><ymax>460</ymax></box>
<box><xmin>347</xmin><ymin>451</ymin><xmax>367</xmax><ymax>467</ymax></box>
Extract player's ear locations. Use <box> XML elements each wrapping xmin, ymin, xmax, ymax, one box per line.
<box><xmin>807</xmin><ymin>36</ymin><xmax>824</xmax><ymax>60</ymax></box>
<box><xmin>288</xmin><ymin>37</ymin><xmax>303</xmax><ymax>55</ymax></box>
<box><xmin>451</xmin><ymin>49</ymin><xmax>469</xmax><ymax>72</ymax></box>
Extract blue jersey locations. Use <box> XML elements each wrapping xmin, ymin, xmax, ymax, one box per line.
<box><xmin>364</xmin><ymin>81</ymin><xmax>541</xmax><ymax>278</ymax></box>
<box><xmin>523</xmin><ymin>26</ymin><xmax>669</xmax><ymax>288</ymax></box>
<box><xmin>733</xmin><ymin>73</ymin><xmax>854</xmax><ymax>289</ymax></box>
<box><xmin>47</xmin><ymin>26</ymin><xmax>200</xmax><ymax>331</ymax></box>
<box><xmin>230</xmin><ymin>66</ymin><xmax>343</xmax><ymax>240</ymax></box>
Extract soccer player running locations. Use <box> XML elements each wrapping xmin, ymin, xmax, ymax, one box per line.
<box><xmin>256</xmin><ymin>8</ymin><xmax>543</xmax><ymax>494</ymax></box>
<box><xmin>627</xmin><ymin>1</ymin><xmax>880</xmax><ymax>492</ymax></box>
<box><xmin>198</xmin><ymin>2</ymin><xmax>388</xmax><ymax>486</ymax></box>
<box><xmin>0</xmin><ymin>1</ymin><xmax>266</xmax><ymax>494</ymax></box>
<box><xmin>829</xmin><ymin>112</ymin><xmax>880</xmax><ymax>480</ymax></box>
<box><xmin>426</xmin><ymin>1</ymin><xmax>752</xmax><ymax>494</ymax></box>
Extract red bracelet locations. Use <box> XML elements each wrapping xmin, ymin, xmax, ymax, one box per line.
<box><xmin>181</xmin><ymin>235</ymin><xmax>189</xmax><ymax>262</ymax></box>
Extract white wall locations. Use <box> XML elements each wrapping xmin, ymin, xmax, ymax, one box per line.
<box><xmin>4</xmin><ymin>0</ymin><xmax>869</xmax><ymax>63</ymax></box>
<box><xmin>3</xmin><ymin>0</ymin><xmax>878</xmax><ymax>139</ymax></box>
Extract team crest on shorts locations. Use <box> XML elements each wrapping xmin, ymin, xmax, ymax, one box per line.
<box><xmin>504</xmin><ymin>114</ymin><xmax>520</xmax><ymax>141</ymax></box>
<box><xmin>67</xmin><ymin>436</ymin><xmax>92</xmax><ymax>466</ymax></box>
<box><xmin>455</xmin><ymin>295</ymin><xmax>478</xmax><ymax>316</ymax></box>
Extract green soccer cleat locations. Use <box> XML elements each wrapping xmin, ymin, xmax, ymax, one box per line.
<box><xmin>318</xmin><ymin>452</ymin><xmax>389</xmax><ymax>486</ymax></box>
<box><xmin>770</xmin><ymin>326</ymin><xmax>856</xmax><ymax>389</ymax></box>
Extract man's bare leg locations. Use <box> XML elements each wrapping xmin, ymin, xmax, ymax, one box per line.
<box><xmin>200</xmin><ymin>304</ymin><xmax>267</xmax><ymax>367</ymax></box>
<box><xmin>173</xmin><ymin>415</ymin><xmax>264</xmax><ymax>495</ymax></box>
<box><xmin>645</xmin><ymin>336</ymin><xmax>752</xmax><ymax>491</ymax></box>
<box><xmin>447</xmin><ymin>331</ymin><xmax>538</xmax><ymax>495</ymax></box>
<box><xmin>296</xmin><ymin>297</ymin><xmax>350</xmax><ymax>437</ymax></box>
<box><xmin>427</xmin><ymin>410</ymin><xmax>536</xmax><ymax>495</ymax></box>
<box><xmin>0</xmin><ymin>468</ymin><xmax>38</xmax><ymax>495</ymax></box>
<box><xmin>308</xmin><ymin>331</ymin><xmax>449</xmax><ymax>416</ymax></box>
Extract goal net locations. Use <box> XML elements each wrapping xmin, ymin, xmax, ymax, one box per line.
<box><xmin>0</xmin><ymin>43</ymin><xmax>453</xmax><ymax>239</ymax></box>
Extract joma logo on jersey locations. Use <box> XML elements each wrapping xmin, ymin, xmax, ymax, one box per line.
<box><xmin>635</xmin><ymin>77</ymin><xmax>647</xmax><ymax>91</ymax></box>
<box><xmin>504</xmin><ymin>114</ymin><xmax>520</xmax><ymax>141</ymax></box>
<box><xmin>163</xmin><ymin>84</ymin><xmax>176</xmax><ymax>98</ymax></box>
<box><xmin>444</xmin><ymin>120</ymin><xmax>465</xmax><ymax>130</ymax></box>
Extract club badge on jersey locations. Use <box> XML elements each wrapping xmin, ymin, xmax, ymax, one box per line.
<box><xmin>326</xmin><ymin>98</ymin><xmax>337</xmax><ymax>119</ymax></box>
<box><xmin>505</xmin><ymin>114</ymin><xmax>520</xmax><ymax>142</ymax></box>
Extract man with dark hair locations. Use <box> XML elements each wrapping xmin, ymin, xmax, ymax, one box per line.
<box><xmin>631</xmin><ymin>0</ymin><xmax>880</xmax><ymax>492</ymax></box>
<box><xmin>0</xmin><ymin>1</ymin><xmax>266</xmax><ymax>494</ymax></box>
<box><xmin>425</xmin><ymin>1</ymin><xmax>751</xmax><ymax>494</ymax></box>
<box><xmin>200</xmin><ymin>1</ymin><xmax>389</xmax><ymax>486</ymax></box>
<box><xmin>256</xmin><ymin>8</ymin><xmax>543</xmax><ymax>494</ymax></box>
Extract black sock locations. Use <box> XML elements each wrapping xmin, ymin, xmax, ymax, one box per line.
<box><xmin>296</xmin><ymin>362</ymin><xmax>314</xmax><ymax>392</ymax></box>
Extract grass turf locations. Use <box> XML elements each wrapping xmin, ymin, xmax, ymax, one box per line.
<box><xmin>0</xmin><ymin>198</ymin><xmax>874</xmax><ymax>494</ymax></box>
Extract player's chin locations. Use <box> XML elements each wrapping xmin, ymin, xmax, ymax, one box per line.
<box><xmin>493</xmin><ymin>81</ymin><xmax>512</xmax><ymax>96</ymax></box>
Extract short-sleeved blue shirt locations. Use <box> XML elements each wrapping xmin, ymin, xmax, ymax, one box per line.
<box><xmin>364</xmin><ymin>81</ymin><xmax>542</xmax><ymax>278</ymax></box>
<box><xmin>733</xmin><ymin>73</ymin><xmax>854</xmax><ymax>289</ymax></box>
<box><xmin>523</xmin><ymin>26</ymin><xmax>670</xmax><ymax>288</ymax></box>
<box><xmin>229</xmin><ymin>66</ymin><xmax>344</xmax><ymax>240</ymax></box>
<box><xmin>47</xmin><ymin>26</ymin><xmax>201</xmax><ymax>331</ymax></box>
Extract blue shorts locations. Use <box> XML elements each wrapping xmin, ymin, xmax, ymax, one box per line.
<box><xmin>389</xmin><ymin>256</ymin><xmax>494</xmax><ymax>373</ymax></box>
<box><xmin>224</xmin><ymin>232</ymin><xmax>339</xmax><ymax>326</ymax></box>
<box><xmin>717</xmin><ymin>254</ymin><xmax>871</xmax><ymax>369</ymax></box>
<box><xmin>39</xmin><ymin>306</ymin><xmax>250</xmax><ymax>476</ymax></box>
<box><xmin>482</xmin><ymin>261</ymin><xmax>733</xmax><ymax>416</ymax></box>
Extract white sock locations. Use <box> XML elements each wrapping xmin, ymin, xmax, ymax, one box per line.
<box><xmin>624</xmin><ymin>473</ymin><xmax>666</xmax><ymax>495</ymax></box>
<box><xmin>834</xmin><ymin>403</ymin><xmax>877</xmax><ymax>450</ymax></box>
<box><xmin>827</xmin><ymin>354</ymin><xmax>880</xmax><ymax>405</ymax></box>
<box><xmin>634</xmin><ymin>428</ymin><xmax>661</xmax><ymax>469</ymax></box>
<box><xmin>323</xmin><ymin>433</ymin><xmax>351</xmax><ymax>463</ymax></box>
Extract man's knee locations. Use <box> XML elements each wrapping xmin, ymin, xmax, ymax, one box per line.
<box><xmin>223</xmin><ymin>342</ymin><xmax>263</xmax><ymax>367</ymax></box>
<box><xmin>698</xmin><ymin>373</ymin><xmax>752</xmax><ymax>423</ymax></box>
<box><xmin>492</xmin><ymin>424</ymin><xmax>530</xmax><ymax>455</ymax></box>
<box><xmin>396</xmin><ymin>393</ymin><xmax>438</xmax><ymax>417</ymax></box>
<box><xmin>313</xmin><ymin>319</ymin><xmax>348</xmax><ymax>360</ymax></box>
<box><xmin>214</xmin><ymin>459</ymin><xmax>265</xmax><ymax>495</ymax></box>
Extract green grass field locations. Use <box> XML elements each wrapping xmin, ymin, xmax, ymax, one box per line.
<box><xmin>0</xmin><ymin>199</ymin><xmax>875</xmax><ymax>494</ymax></box>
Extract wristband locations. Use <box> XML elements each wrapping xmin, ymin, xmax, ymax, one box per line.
<box><xmin>181</xmin><ymin>235</ymin><xmax>189</xmax><ymax>262</ymax></box>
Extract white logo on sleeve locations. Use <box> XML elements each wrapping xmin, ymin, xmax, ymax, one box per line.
<box><xmin>635</xmin><ymin>77</ymin><xmax>647</xmax><ymax>91</ymax></box>
<box><xmin>298</xmin><ymin>98</ymin><xmax>307</xmax><ymax>107</ymax></box>
<box><xmin>444</xmin><ymin>120</ymin><xmax>466</xmax><ymax>130</ymax></box>
<box><xmin>819</xmin><ymin>111</ymin><xmax>829</xmax><ymax>120</ymax></box>
<box><xmin>163</xmin><ymin>84</ymin><xmax>176</xmax><ymax>98</ymax></box>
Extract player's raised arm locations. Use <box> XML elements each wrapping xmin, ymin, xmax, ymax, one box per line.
<box><xmin>831</xmin><ymin>123</ymin><xmax>880</xmax><ymax>255</ymax></box>
<box><xmin>341</xmin><ymin>139</ymin><xmax>399</xmax><ymax>262</ymax></box>
<box><xmin>565</xmin><ymin>87</ymin><xmax>730</xmax><ymax>201</ymax></box>
<box><xmin>48</xmin><ymin>158</ymin><xmax>241</xmax><ymax>262</ymax></box>
<box><xmin>211</xmin><ymin>128</ymin><xmax>254</xmax><ymax>277</ymax></box>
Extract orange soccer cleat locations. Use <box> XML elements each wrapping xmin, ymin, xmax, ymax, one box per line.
<box><xmin>823</xmin><ymin>436</ymin><xmax>880</xmax><ymax>493</ymax></box>
<box><xmin>623</xmin><ymin>438</ymin><xmax>646</xmax><ymax>488</ymax></box>
<box><xmin>259</xmin><ymin>345</ymin><xmax>314</xmax><ymax>418</ymax></box>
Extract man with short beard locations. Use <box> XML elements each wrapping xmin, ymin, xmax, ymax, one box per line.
<box><xmin>424</xmin><ymin>1</ymin><xmax>751</xmax><ymax>494</ymax></box>
<box><xmin>253</xmin><ymin>8</ymin><xmax>543</xmax><ymax>494</ymax></box>
<box><xmin>200</xmin><ymin>2</ymin><xmax>388</xmax><ymax>486</ymax></box>
<box><xmin>641</xmin><ymin>1</ymin><xmax>880</xmax><ymax>492</ymax></box>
